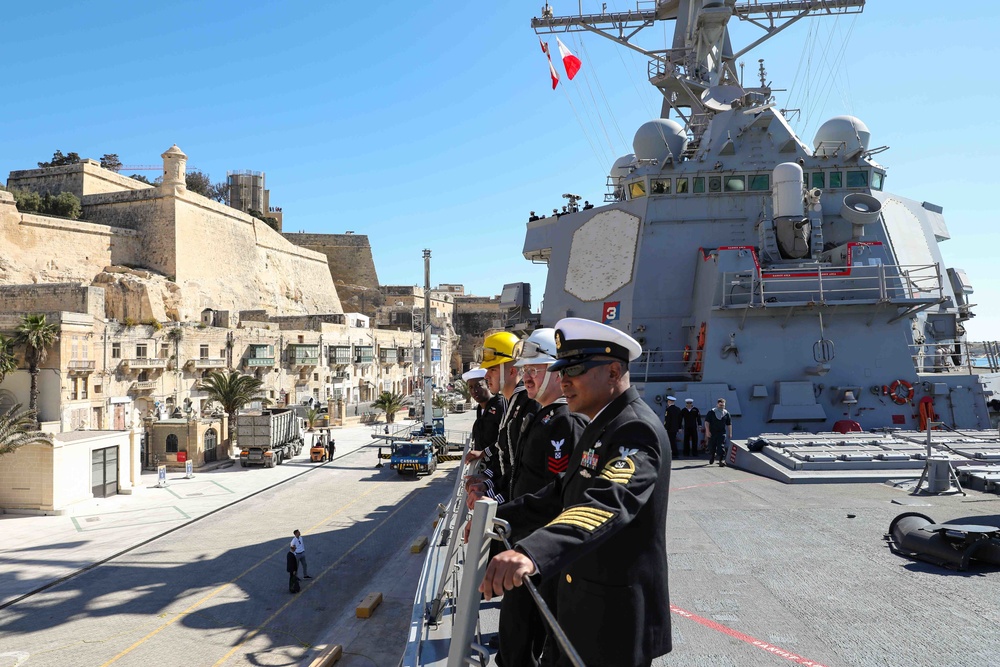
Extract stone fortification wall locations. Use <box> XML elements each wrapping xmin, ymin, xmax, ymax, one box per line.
<box><xmin>7</xmin><ymin>160</ymin><xmax>153</xmax><ymax>199</ymax></box>
<box><xmin>0</xmin><ymin>284</ymin><xmax>105</xmax><ymax>318</ymax></box>
<box><xmin>173</xmin><ymin>195</ymin><xmax>342</xmax><ymax>316</ymax></box>
<box><xmin>284</xmin><ymin>232</ymin><xmax>380</xmax><ymax>288</ymax></box>
<box><xmin>0</xmin><ymin>193</ymin><xmax>142</xmax><ymax>286</ymax></box>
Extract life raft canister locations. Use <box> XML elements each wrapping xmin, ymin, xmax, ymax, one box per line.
<box><xmin>888</xmin><ymin>379</ymin><xmax>914</xmax><ymax>405</ymax></box>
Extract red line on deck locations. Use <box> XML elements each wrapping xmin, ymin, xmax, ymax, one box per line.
<box><xmin>670</xmin><ymin>604</ymin><xmax>829</xmax><ymax>667</ymax></box>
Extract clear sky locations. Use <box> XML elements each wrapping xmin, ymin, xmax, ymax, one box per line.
<box><xmin>2</xmin><ymin>2</ymin><xmax>998</xmax><ymax>339</ymax></box>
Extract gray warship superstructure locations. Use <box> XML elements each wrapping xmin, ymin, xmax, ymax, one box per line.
<box><xmin>524</xmin><ymin>0</ymin><xmax>996</xmax><ymax>478</ymax></box>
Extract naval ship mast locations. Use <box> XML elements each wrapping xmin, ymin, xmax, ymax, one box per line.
<box><xmin>533</xmin><ymin>0</ymin><xmax>865</xmax><ymax>149</ymax></box>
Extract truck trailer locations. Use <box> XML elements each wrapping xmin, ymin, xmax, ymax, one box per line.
<box><xmin>238</xmin><ymin>408</ymin><xmax>304</xmax><ymax>468</ymax></box>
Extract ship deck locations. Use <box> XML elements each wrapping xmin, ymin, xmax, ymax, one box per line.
<box><xmin>399</xmin><ymin>455</ymin><xmax>1000</xmax><ymax>666</ymax></box>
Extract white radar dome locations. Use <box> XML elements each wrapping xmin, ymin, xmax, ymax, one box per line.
<box><xmin>610</xmin><ymin>154</ymin><xmax>636</xmax><ymax>181</ymax></box>
<box><xmin>632</xmin><ymin>119</ymin><xmax>687</xmax><ymax>164</ymax></box>
<box><xmin>813</xmin><ymin>115</ymin><xmax>871</xmax><ymax>155</ymax></box>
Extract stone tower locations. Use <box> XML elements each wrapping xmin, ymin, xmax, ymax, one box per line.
<box><xmin>161</xmin><ymin>144</ymin><xmax>187</xmax><ymax>190</ymax></box>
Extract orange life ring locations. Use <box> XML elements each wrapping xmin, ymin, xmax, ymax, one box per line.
<box><xmin>917</xmin><ymin>396</ymin><xmax>937</xmax><ymax>431</ymax></box>
<box><xmin>682</xmin><ymin>345</ymin><xmax>692</xmax><ymax>363</ymax></box>
<box><xmin>888</xmin><ymin>379</ymin><xmax>914</xmax><ymax>405</ymax></box>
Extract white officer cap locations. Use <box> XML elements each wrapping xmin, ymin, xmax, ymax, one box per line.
<box><xmin>550</xmin><ymin>317</ymin><xmax>643</xmax><ymax>371</ymax></box>
<box><xmin>685</xmin><ymin>398</ymin><xmax>694</xmax><ymax>403</ymax></box>
<box><xmin>461</xmin><ymin>367</ymin><xmax>486</xmax><ymax>382</ymax></box>
<box><xmin>666</xmin><ymin>396</ymin><xmax>677</xmax><ymax>401</ymax></box>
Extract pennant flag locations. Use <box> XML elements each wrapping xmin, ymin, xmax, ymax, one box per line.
<box><xmin>540</xmin><ymin>37</ymin><xmax>559</xmax><ymax>90</ymax></box>
<box><xmin>556</xmin><ymin>37</ymin><xmax>582</xmax><ymax>80</ymax></box>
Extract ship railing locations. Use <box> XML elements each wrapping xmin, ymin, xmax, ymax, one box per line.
<box><xmin>401</xmin><ymin>446</ymin><xmax>584</xmax><ymax>665</ymax></box>
<box><xmin>718</xmin><ymin>262</ymin><xmax>943</xmax><ymax>308</ymax></box>
<box><xmin>911</xmin><ymin>341</ymin><xmax>1000</xmax><ymax>374</ymax></box>
<box><xmin>631</xmin><ymin>350</ymin><xmax>699</xmax><ymax>382</ymax></box>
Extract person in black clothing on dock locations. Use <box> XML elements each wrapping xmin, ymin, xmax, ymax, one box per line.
<box><xmin>286</xmin><ymin>545</ymin><xmax>300</xmax><ymax>593</ymax></box>
<box><xmin>680</xmin><ymin>398</ymin><xmax>702</xmax><ymax>457</ymax></box>
<box><xmin>663</xmin><ymin>396</ymin><xmax>681</xmax><ymax>458</ymax></box>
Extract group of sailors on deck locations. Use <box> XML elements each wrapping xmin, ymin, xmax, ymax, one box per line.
<box><xmin>464</xmin><ymin>317</ymin><xmax>671</xmax><ymax>667</ymax></box>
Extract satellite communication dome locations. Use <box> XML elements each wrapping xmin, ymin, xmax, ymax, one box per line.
<box><xmin>609</xmin><ymin>154</ymin><xmax>636</xmax><ymax>181</ymax></box>
<box><xmin>632</xmin><ymin>119</ymin><xmax>687</xmax><ymax>163</ymax></box>
<box><xmin>813</xmin><ymin>115</ymin><xmax>871</xmax><ymax>154</ymax></box>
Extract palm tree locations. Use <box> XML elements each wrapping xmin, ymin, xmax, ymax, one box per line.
<box><xmin>372</xmin><ymin>391</ymin><xmax>405</xmax><ymax>424</ymax></box>
<box><xmin>453</xmin><ymin>379</ymin><xmax>471</xmax><ymax>404</ymax></box>
<box><xmin>164</xmin><ymin>326</ymin><xmax>183</xmax><ymax>370</ymax></box>
<box><xmin>14</xmin><ymin>314</ymin><xmax>59</xmax><ymax>417</ymax></box>
<box><xmin>0</xmin><ymin>334</ymin><xmax>16</xmax><ymax>385</ymax></box>
<box><xmin>305</xmin><ymin>407</ymin><xmax>319</xmax><ymax>431</ymax></box>
<box><xmin>0</xmin><ymin>403</ymin><xmax>52</xmax><ymax>458</ymax></box>
<box><xmin>198</xmin><ymin>370</ymin><xmax>265</xmax><ymax>452</ymax></box>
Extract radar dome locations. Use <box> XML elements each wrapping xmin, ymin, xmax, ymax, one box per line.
<box><xmin>813</xmin><ymin>115</ymin><xmax>870</xmax><ymax>155</ymax></box>
<box><xmin>632</xmin><ymin>119</ymin><xmax>687</xmax><ymax>164</ymax></box>
<box><xmin>610</xmin><ymin>154</ymin><xmax>635</xmax><ymax>181</ymax></box>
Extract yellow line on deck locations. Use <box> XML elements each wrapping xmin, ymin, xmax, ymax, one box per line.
<box><xmin>99</xmin><ymin>482</ymin><xmax>387</xmax><ymax>667</ymax></box>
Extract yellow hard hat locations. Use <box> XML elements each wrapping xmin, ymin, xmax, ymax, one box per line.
<box><xmin>476</xmin><ymin>331</ymin><xmax>519</xmax><ymax>369</ymax></box>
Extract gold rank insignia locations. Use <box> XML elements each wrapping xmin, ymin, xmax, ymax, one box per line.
<box><xmin>546</xmin><ymin>506</ymin><xmax>614</xmax><ymax>532</ymax></box>
<box><xmin>600</xmin><ymin>446</ymin><xmax>639</xmax><ymax>485</ymax></box>
<box><xmin>554</xmin><ymin>330</ymin><xmax>563</xmax><ymax>349</ymax></box>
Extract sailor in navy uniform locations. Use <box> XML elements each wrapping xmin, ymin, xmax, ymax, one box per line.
<box><xmin>463</xmin><ymin>367</ymin><xmax>504</xmax><ymax>453</ymax></box>
<box><xmin>497</xmin><ymin>329</ymin><xmax>588</xmax><ymax>667</ymax></box>
<box><xmin>481</xmin><ymin>317</ymin><xmax>671</xmax><ymax>667</ymax></box>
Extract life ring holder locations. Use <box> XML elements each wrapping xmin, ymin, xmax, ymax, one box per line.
<box><xmin>888</xmin><ymin>379</ymin><xmax>914</xmax><ymax>405</ymax></box>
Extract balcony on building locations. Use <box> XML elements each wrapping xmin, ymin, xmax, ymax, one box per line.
<box><xmin>132</xmin><ymin>380</ymin><xmax>158</xmax><ymax>392</ymax></box>
<box><xmin>328</xmin><ymin>345</ymin><xmax>353</xmax><ymax>367</ymax></box>
<box><xmin>288</xmin><ymin>344</ymin><xmax>320</xmax><ymax>368</ymax></box>
<box><xmin>67</xmin><ymin>360</ymin><xmax>96</xmax><ymax>375</ymax></box>
<box><xmin>244</xmin><ymin>344</ymin><xmax>276</xmax><ymax>368</ymax></box>
<box><xmin>126</xmin><ymin>357</ymin><xmax>168</xmax><ymax>370</ymax></box>
<box><xmin>380</xmin><ymin>348</ymin><xmax>400</xmax><ymax>365</ymax></box>
<box><xmin>398</xmin><ymin>348</ymin><xmax>413</xmax><ymax>366</ymax></box>
<box><xmin>355</xmin><ymin>345</ymin><xmax>374</xmax><ymax>365</ymax></box>
<box><xmin>193</xmin><ymin>357</ymin><xmax>227</xmax><ymax>369</ymax></box>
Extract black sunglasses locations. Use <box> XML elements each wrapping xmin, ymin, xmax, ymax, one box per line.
<box><xmin>557</xmin><ymin>359</ymin><xmax>616</xmax><ymax>378</ymax></box>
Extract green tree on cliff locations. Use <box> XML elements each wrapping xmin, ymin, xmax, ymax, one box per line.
<box><xmin>38</xmin><ymin>151</ymin><xmax>81</xmax><ymax>168</ymax></box>
<box><xmin>185</xmin><ymin>170</ymin><xmax>213</xmax><ymax>197</ymax></box>
<box><xmin>100</xmin><ymin>154</ymin><xmax>122</xmax><ymax>172</ymax></box>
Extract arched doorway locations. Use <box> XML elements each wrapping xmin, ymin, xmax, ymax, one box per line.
<box><xmin>204</xmin><ymin>428</ymin><xmax>219</xmax><ymax>463</ymax></box>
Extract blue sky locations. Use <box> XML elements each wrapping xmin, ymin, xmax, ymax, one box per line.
<box><xmin>3</xmin><ymin>2</ymin><xmax>998</xmax><ymax>339</ymax></box>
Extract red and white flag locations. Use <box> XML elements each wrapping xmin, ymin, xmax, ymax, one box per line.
<box><xmin>556</xmin><ymin>37</ymin><xmax>582</xmax><ymax>80</ymax></box>
<box><xmin>540</xmin><ymin>37</ymin><xmax>559</xmax><ymax>90</ymax></box>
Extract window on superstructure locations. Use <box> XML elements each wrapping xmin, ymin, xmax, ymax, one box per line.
<box><xmin>872</xmin><ymin>172</ymin><xmax>884</xmax><ymax>190</ymax></box>
<box><xmin>748</xmin><ymin>174</ymin><xmax>769</xmax><ymax>191</ymax></box>
<box><xmin>724</xmin><ymin>176</ymin><xmax>745</xmax><ymax>192</ymax></box>
<box><xmin>676</xmin><ymin>178</ymin><xmax>689</xmax><ymax>194</ymax></box>
<box><xmin>708</xmin><ymin>177</ymin><xmax>722</xmax><ymax>193</ymax></box>
<box><xmin>811</xmin><ymin>172</ymin><xmax>825</xmax><ymax>189</ymax></box>
<box><xmin>846</xmin><ymin>170</ymin><xmax>868</xmax><ymax>188</ymax></box>
<box><xmin>693</xmin><ymin>177</ymin><xmax>706</xmax><ymax>194</ymax></box>
<box><xmin>829</xmin><ymin>171</ymin><xmax>843</xmax><ymax>188</ymax></box>
<box><xmin>628</xmin><ymin>180</ymin><xmax>646</xmax><ymax>199</ymax></box>
<box><xmin>650</xmin><ymin>179</ymin><xmax>670</xmax><ymax>195</ymax></box>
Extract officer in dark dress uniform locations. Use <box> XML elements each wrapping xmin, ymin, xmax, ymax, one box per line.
<box><xmin>680</xmin><ymin>398</ymin><xmax>702</xmax><ymax>456</ymax></box>
<box><xmin>496</xmin><ymin>329</ymin><xmax>588</xmax><ymax>667</ymax></box>
<box><xmin>463</xmin><ymin>367</ymin><xmax>504</xmax><ymax>452</ymax></box>
<box><xmin>663</xmin><ymin>395</ymin><xmax>681</xmax><ymax>457</ymax></box>
<box><xmin>481</xmin><ymin>317</ymin><xmax>672</xmax><ymax>667</ymax></box>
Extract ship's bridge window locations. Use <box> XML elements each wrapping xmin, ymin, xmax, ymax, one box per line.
<box><xmin>708</xmin><ymin>176</ymin><xmax>722</xmax><ymax>193</ymax></box>
<box><xmin>846</xmin><ymin>170</ymin><xmax>868</xmax><ymax>188</ymax></box>
<box><xmin>628</xmin><ymin>180</ymin><xmax>647</xmax><ymax>199</ymax></box>
<box><xmin>676</xmin><ymin>178</ymin><xmax>689</xmax><ymax>193</ymax></box>
<box><xmin>811</xmin><ymin>172</ymin><xmax>825</xmax><ymax>189</ymax></box>
<box><xmin>748</xmin><ymin>174</ymin><xmax>770</xmax><ymax>191</ymax></box>
<box><xmin>829</xmin><ymin>171</ymin><xmax>843</xmax><ymax>188</ymax></box>
<box><xmin>872</xmin><ymin>172</ymin><xmax>884</xmax><ymax>190</ymax></box>
<box><xmin>724</xmin><ymin>176</ymin><xmax>745</xmax><ymax>192</ymax></box>
<box><xmin>693</xmin><ymin>177</ymin><xmax>706</xmax><ymax>194</ymax></box>
<box><xmin>651</xmin><ymin>178</ymin><xmax>670</xmax><ymax>195</ymax></box>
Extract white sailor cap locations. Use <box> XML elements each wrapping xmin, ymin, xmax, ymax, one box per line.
<box><xmin>666</xmin><ymin>396</ymin><xmax>677</xmax><ymax>401</ymax></box>
<box><xmin>461</xmin><ymin>367</ymin><xmax>486</xmax><ymax>382</ymax></box>
<box><xmin>550</xmin><ymin>317</ymin><xmax>643</xmax><ymax>371</ymax></box>
<box><xmin>685</xmin><ymin>398</ymin><xmax>694</xmax><ymax>403</ymax></box>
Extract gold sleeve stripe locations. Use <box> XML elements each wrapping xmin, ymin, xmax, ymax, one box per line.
<box><xmin>546</xmin><ymin>507</ymin><xmax>614</xmax><ymax>532</ymax></box>
<box><xmin>599</xmin><ymin>457</ymin><xmax>636</xmax><ymax>484</ymax></box>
